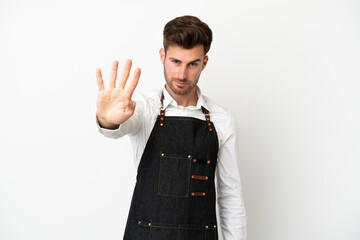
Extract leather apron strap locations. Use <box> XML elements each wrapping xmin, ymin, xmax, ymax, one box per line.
<box><xmin>159</xmin><ymin>92</ymin><xmax>213</xmax><ymax>132</ymax></box>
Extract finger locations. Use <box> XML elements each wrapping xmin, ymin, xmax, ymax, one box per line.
<box><xmin>109</xmin><ymin>60</ymin><xmax>118</xmax><ymax>89</ymax></box>
<box><xmin>117</xmin><ymin>59</ymin><xmax>132</xmax><ymax>89</ymax></box>
<box><xmin>125</xmin><ymin>67</ymin><xmax>141</xmax><ymax>98</ymax></box>
<box><xmin>96</xmin><ymin>68</ymin><xmax>105</xmax><ymax>91</ymax></box>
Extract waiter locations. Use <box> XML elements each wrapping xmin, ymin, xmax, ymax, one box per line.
<box><xmin>96</xmin><ymin>15</ymin><xmax>247</xmax><ymax>240</ymax></box>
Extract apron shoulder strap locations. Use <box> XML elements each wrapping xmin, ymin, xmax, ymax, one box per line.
<box><xmin>159</xmin><ymin>91</ymin><xmax>213</xmax><ymax>132</ymax></box>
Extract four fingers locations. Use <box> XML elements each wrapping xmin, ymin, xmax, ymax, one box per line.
<box><xmin>96</xmin><ymin>59</ymin><xmax>140</xmax><ymax>95</ymax></box>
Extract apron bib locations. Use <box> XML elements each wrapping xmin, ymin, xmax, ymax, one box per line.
<box><xmin>124</xmin><ymin>95</ymin><xmax>219</xmax><ymax>240</ymax></box>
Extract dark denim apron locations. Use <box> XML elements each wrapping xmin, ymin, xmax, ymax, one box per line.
<box><xmin>123</xmin><ymin>94</ymin><xmax>219</xmax><ymax>240</ymax></box>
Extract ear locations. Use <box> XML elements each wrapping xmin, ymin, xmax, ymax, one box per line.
<box><xmin>202</xmin><ymin>55</ymin><xmax>209</xmax><ymax>70</ymax></box>
<box><xmin>159</xmin><ymin>48</ymin><xmax>165</xmax><ymax>64</ymax></box>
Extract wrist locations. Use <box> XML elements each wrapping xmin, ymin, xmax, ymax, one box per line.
<box><xmin>97</xmin><ymin>116</ymin><xmax>120</xmax><ymax>130</ymax></box>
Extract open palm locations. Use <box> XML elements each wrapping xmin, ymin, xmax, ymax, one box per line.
<box><xmin>96</xmin><ymin>59</ymin><xmax>141</xmax><ymax>129</ymax></box>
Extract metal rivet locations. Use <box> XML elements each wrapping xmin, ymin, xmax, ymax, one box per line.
<box><xmin>191</xmin><ymin>193</ymin><xmax>195</xmax><ymax>196</ymax></box>
<box><xmin>193</xmin><ymin>158</ymin><xmax>197</xmax><ymax>163</ymax></box>
<box><xmin>138</xmin><ymin>220</ymin><xmax>141</xmax><ymax>224</ymax></box>
<box><xmin>203</xmin><ymin>193</ymin><xmax>206</xmax><ymax>196</ymax></box>
<box><xmin>191</xmin><ymin>175</ymin><xmax>195</xmax><ymax>179</ymax></box>
<box><xmin>160</xmin><ymin>123</ymin><xmax>163</xmax><ymax>126</ymax></box>
<box><xmin>207</xmin><ymin>160</ymin><xmax>211</xmax><ymax>164</ymax></box>
<box><xmin>161</xmin><ymin>153</ymin><xmax>164</xmax><ymax>156</ymax></box>
<box><xmin>148</xmin><ymin>223</ymin><xmax>151</xmax><ymax>226</ymax></box>
<box><xmin>205</xmin><ymin>225</ymin><xmax>209</xmax><ymax>229</ymax></box>
<box><xmin>214</xmin><ymin>225</ymin><xmax>216</xmax><ymax>228</ymax></box>
<box><xmin>205</xmin><ymin>176</ymin><xmax>208</xmax><ymax>180</ymax></box>
<box><xmin>188</xmin><ymin>155</ymin><xmax>192</xmax><ymax>159</ymax></box>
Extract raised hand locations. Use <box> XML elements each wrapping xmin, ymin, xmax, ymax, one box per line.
<box><xmin>96</xmin><ymin>59</ymin><xmax>141</xmax><ymax>129</ymax></box>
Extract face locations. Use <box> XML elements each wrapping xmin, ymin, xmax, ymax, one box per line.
<box><xmin>160</xmin><ymin>44</ymin><xmax>208</xmax><ymax>96</ymax></box>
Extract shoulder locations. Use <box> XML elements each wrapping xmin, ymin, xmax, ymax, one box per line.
<box><xmin>203</xmin><ymin>95</ymin><xmax>236</xmax><ymax>123</ymax></box>
<box><xmin>203</xmin><ymin>95</ymin><xmax>238</xmax><ymax>145</ymax></box>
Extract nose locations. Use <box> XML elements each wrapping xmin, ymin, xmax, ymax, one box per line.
<box><xmin>177</xmin><ymin>65</ymin><xmax>188</xmax><ymax>80</ymax></box>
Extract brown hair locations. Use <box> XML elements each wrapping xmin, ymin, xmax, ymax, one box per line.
<box><xmin>163</xmin><ymin>15</ymin><xmax>213</xmax><ymax>55</ymax></box>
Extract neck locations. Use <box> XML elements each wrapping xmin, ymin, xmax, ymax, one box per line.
<box><xmin>165</xmin><ymin>85</ymin><xmax>198</xmax><ymax>107</ymax></box>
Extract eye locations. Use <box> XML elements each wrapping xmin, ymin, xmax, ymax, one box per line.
<box><xmin>189</xmin><ymin>62</ymin><xmax>198</xmax><ymax>67</ymax></box>
<box><xmin>172</xmin><ymin>60</ymin><xmax>180</xmax><ymax>64</ymax></box>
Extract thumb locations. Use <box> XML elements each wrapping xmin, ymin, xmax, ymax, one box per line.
<box><xmin>129</xmin><ymin>100</ymin><xmax>136</xmax><ymax>109</ymax></box>
<box><xmin>124</xmin><ymin>99</ymin><xmax>136</xmax><ymax>110</ymax></box>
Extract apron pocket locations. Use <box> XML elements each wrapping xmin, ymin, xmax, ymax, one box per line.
<box><xmin>179</xmin><ymin>225</ymin><xmax>217</xmax><ymax>240</ymax></box>
<box><xmin>137</xmin><ymin>220</ymin><xmax>178</xmax><ymax>240</ymax></box>
<box><xmin>158</xmin><ymin>153</ymin><xmax>191</xmax><ymax>197</ymax></box>
<box><xmin>137</xmin><ymin>221</ymin><xmax>151</xmax><ymax>240</ymax></box>
<box><xmin>179</xmin><ymin>228</ymin><xmax>205</xmax><ymax>240</ymax></box>
<box><xmin>137</xmin><ymin>220</ymin><xmax>216</xmax><ymax>240</ymax></box>
<box><xmin>205</xmin><ymin>228</ymin><xmax>217</xmax><ymax>240</ymax></box>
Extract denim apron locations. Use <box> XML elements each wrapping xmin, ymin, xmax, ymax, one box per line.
<box><xmin>123</xmin><ymin>94</ymin><xmax>219</xmax><ymax>240</ymax></box>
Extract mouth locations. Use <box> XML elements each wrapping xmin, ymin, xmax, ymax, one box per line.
<box><xmin>173</xmin><ymin>80</ymin><xmax>187</xmax><ymax>88</ymax></box>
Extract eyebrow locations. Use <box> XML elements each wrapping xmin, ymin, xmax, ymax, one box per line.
<box><xmin>169</xmin><ymin>57</ymin><xmax>202</xmax><ymax>63</ymax></box>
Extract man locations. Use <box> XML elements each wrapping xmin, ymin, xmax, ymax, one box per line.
<box><xmin>96</xmin><ymin>15</ymin><xmax>246</xmax><ymax>240</ymax></box>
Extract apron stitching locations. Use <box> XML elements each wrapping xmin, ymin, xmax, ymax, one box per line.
<box><xmin>124</xmin><ymin>94</ymin><xmax>219</xmax><ymax>239</ymax></box>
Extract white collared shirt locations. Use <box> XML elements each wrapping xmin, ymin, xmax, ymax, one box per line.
<box><xmin>97</xmin><ymin>86</ymin><xmax>247</xmax><ymax>240</ymax></box>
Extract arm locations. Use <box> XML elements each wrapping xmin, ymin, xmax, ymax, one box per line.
<box><xmin>95</xmin><ymin>59</ymin><xmax>141</xmax><ymax>137</ymax></box>
<box><xmin>96</xmin><ymin>110</ymin><xmax>141</xmax><ymax>139</ymax></box>
<box><xmin>216</xmin><ymin>114</ymin><xmax>247</xmax><ymax>240</ymax></box>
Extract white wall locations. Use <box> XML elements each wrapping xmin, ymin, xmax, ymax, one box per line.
<box><xmin>0</xmin><ymin>0</ymin><xmax>359</xmax><ymax>239</ymax></box>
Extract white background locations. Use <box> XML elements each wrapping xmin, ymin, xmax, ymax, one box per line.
<box><xmin>1</xmin><ymin>0</ymin><xmax>360</xmax><ymax>239</ymax></box>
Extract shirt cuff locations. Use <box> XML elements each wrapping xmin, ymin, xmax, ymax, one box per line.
<box><xmin>96</xmin><ymin>115</ymin><xmax>124</xmax><ymax>139</ymax></box>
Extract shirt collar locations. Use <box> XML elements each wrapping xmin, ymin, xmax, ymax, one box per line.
<box><xmin>162</xmin><ymin>85</ymin><xmax>209</xmax><ymax>110</ymax></box>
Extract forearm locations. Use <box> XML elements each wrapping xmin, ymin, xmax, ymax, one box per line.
<box><xmin>216</xmin><ymin>114</ymin><xmax>247</xmax><ymax>239</ymax></box>
<box><xmin>217</xmin><ymin>177</ymin><xmax>247</xmax><ymax>239</ymax></box>
<box><xmin>216</xmin><ymin>161</ymin><xmax>247</xmax><ymax>240</ymax></box>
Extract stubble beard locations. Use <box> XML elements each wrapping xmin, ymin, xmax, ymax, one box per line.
<box><xmin>163</xmin><ymin>67</ymin><xmax>199</xmax><ymax>96</ymax></box>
